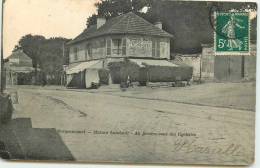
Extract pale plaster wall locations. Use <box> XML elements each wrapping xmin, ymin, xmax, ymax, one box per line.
<box><xmin>174</xmin><ymin>55</ymin><xmax>201</xmax><ymax>80</ymax></box>
<box><xmin>69</xmin><ymin>35</ymin><xmax>171</xmax><ymax>64</ymax></box>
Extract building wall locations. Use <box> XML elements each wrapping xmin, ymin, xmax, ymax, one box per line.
<box><xmin>201</xmin><ymin>43</ymin><xmax>256</xmax><ymax>81</ymax></box>
<box><xmin>201</xmin><ymin>46</ymin><xmax>215</xmax><ymax>80</ymax></box>
<box><xmin>214</xmin><ymin>56</ymin><xmax>243</xmax><ymax>81</ymax></box>
<box><xmin>68</xmin><ymin>35</ymin><xmax>171</xmax><ymax>64</ymax></box>
<box><xmin>244</xmin><ymin>44</ymin><xmax>256</xmax><ymax>80</ymax></box>
<box><xmin>126</xmin><ymin>35</ymin><xmax>170</xmax><ymax>59</ymax></box>
<box><xmin>174</xmin><ymin>54</ymin><xmax>201</xmax><ymax>81</ymax></box>
<box><xmin>69</xmin><ymin>37</ymin><xmax>107</xmax><ymax>63</ymax></box>
<box><xmin>8</xmin><ymin>50</ymin><xmax>33</xmax><ymax>67</ymax></box>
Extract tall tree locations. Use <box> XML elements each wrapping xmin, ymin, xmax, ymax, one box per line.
<box><xmin>15</xmin><ymin>35</ymin><xmax>70</xmax><ymax>85</ymax></box>
<box><xmin>87</xmin><ymin>0</ymin><xmax>153</xmax><ymax>27</ymax></box>
<box><xmin>86</xmin><ymin>0</ymin><xmax>257</xmax><ymax>54</ymax></box>
<box><xmin>17</xmin><ymin>34</ymin><xmax>46</xmax><ymax>78</ymax></box>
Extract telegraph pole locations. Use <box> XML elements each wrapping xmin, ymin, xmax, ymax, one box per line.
<box><xmin>0</xmin><ymin>0</ymin><xmax>4</xmax><ymax>93</ymax></box>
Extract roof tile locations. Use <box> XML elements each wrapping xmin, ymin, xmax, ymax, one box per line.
<box><xmin>68</xmin><ymin>12</ymin><xmax>173</xmax><ymax>45</ymax></box>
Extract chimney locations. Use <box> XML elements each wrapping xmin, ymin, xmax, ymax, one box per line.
<box><xmin>97</xmin><ymin>17</ymin><xmax>106</xmax><ymax>29</ymax></box>
<box><xmin>154</xmin><ymin>21</ymin><xmax>162</xmax><ymax>29</ymax></box>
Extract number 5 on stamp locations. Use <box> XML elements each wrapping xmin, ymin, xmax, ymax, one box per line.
<box><xmin>214</xmin><ymin>12</ymin><xmax>250</xmax><ymax>55</ymax></box>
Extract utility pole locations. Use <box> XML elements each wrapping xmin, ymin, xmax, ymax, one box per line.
<box><xmin>0</xmin><ymin>0</ymin><xmax>4</xmax><ymax>93</ymax></box>
<box><xmin>62</xmin><ymin>41</ymin><xmax>65</xmax><ymax>86</ymax></box>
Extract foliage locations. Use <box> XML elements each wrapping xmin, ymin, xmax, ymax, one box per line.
<box><xmin>14</xmin><ymin>35</ymin><xmax>71</xmax><ymax>85</ymax></box>
<box><xmin>14</xmin><ymin>34</ymin><xmax>46</xmax><ymax>68</ymax></box>
<box><xmin>86</xmin><ymin>1</ymin><xmax>256</xmax><ymax>54</ymax></box>
<box><xmin>86</xmin><ymin>0</ymin><xmax>153</xmax><ymax>27</ymax></box>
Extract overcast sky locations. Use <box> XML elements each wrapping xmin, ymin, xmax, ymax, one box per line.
<box><xmin>3</xmin><ymin>0</ymin><xmax>99</xmax><ymax>58</ymax></box>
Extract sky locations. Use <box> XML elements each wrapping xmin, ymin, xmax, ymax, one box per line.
<box><xmin>3</xmin><ymin>0</ymin><xmax>99</xmax><ymax>58</ymax></box>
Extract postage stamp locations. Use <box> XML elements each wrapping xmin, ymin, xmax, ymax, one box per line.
<box><xmin>214</xmin><ymin>12</ymin><xmax>250</xmax><ymax>55</ymax></box>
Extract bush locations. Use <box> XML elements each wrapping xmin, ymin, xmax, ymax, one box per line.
<box><xmin>108</xmin><ymin>61</ymin><xmax>140</xmax><ymax>84</ymax></box>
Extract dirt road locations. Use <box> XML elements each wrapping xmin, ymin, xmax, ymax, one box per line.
<box><xmin>9</xmin><ymin>83</ymin><xmax>255</xmax><ymax>165</ymax></box>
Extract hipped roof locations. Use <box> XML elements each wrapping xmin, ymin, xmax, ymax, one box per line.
<box><xmin>67</xmin><ymin>12</ymin><xmax>173</xmax><ymax>45</ymax></box>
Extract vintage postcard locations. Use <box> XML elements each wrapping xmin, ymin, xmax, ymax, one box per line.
<box><xmin>0</xmin><ymin>0</ymin><xmax>257</xmax><ymax>166</ymax></box>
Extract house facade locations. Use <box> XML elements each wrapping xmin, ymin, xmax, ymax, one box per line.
<box><xmin>65</xmin><ymin>12</ymin><xmax>178</xmax><ymax>87</ymax></box>
<box><xmin>4</xmin><ymin>50</ymin><xmax>35</xmax><ymax>85</ymax></box>
<box><xmin>68</xmin><ymin>34</ymin><xmax>171</xmax><ymax>64</ymax></box>
<box><xmin>67</xmin><ymin>12</ymin><xmax>173</xmax><ymax>67</ymax></box>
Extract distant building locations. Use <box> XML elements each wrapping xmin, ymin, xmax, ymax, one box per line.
<box><xmin>66</xmin><ymin>12</ymin><xmax>192</xmax><ymax>88</ymax></box>
<box><xmin>5</xmin><ymin>50</ymin><xmax>35</xmax><ymax>85</ymax></box>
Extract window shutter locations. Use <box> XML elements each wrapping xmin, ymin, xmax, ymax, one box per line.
<box><xmin>106</xmin><ymin>39</ymin><xmax>111</xmax><ymax>56</ymax></box>
<box><xmin>74</xmin><ymin>47</ymin><xmax>78</xmax><ymax>61</ymax></box>
<box><xmin>152</xmin><ymin>40</ymin><xmax>156</xmax><ymax>57</ymax></box>
<box><xmin>122</xmin><ymin>38</ymin><xmax>126</xmax><ymax>55</ymax></box>
<box><xmin>156</xmin><ymin>41</ymin><xmax>160</xmax><ymax>58</ymax></box>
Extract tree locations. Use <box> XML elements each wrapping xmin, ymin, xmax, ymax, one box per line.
<box><xmin>86</xmin><ymin>0</ymin><xmax>153</xmax><ymax>27</ymax></box>
<box><xmin>86</xmin><ymin>1</ymin><xmax>256</xmax><ymax>55</ymax></box>
<box><xmin>17</xmin><ymin>34</ymin><xmax>46</xmax><ymax>80</ymax></box>
<box><xmin>15</xmin><ymin>35</ymin><xmax>70</xmax><ymax>85</ymax></box>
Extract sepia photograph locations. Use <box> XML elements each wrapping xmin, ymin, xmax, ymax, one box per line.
<box><xmin>0</xmin><ymin>0</ymin><xmax>257</xmax><ymax>166</ymax></box>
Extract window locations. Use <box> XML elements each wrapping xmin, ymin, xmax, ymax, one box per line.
<box><xmin>106</xmin><ymin>39</ymin><xmax>111</xmax><ymax>56</ymax></box>
<box><xmin>156</xmin><ymin>40</ymin><xmax>160</xmax><ymax>58</ymax></box>
<box><xmin>87</xmin><ymin>44</ymin><xmax>92</xmax><ymax>60</ymax></box>
<box><xmin>112</xmin><ymin>39</ymin><xmax>122</xmax><ymax>55</ymax></box>
<box><xmin>85</xmin><ymin>44</ymin><xmax>88</xmax><ymax>60</ymax></box>
<box><xmin>100</xmin><ymin>39</ymin><xmax>106</xmax><ymax>48</ymax></box>
<box><xmin>152</xmin><ymin>40</ymin><xmax>156</xmax><ymax>57</ymax></box>
<box><xmin>122</xmin><ymin>38</ymin><xmax>126</xmax><ymax>55</ymax></box>
<box><xmin>74</xmin><ymin>47</ymin><xmax>78</xmax><ymax>61</ymax></box>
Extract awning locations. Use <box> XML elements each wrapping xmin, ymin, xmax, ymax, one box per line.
<box><xmin>129</xmin><ymin>59</ymin><xmax>179</xmax><ymax>67</ymax></box>
<box><xmin>66</xmin><ymin>60</ymin><xmax>102</xmax><ymax>75</ymax></box>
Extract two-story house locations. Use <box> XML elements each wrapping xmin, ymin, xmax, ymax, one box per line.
<box><xmin>66</xmin><ymin>12</ymin><xmax>176</xmax><ymax>88</ymax></box>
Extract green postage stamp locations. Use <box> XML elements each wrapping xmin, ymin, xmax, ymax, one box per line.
<box><xmin>214</xmin><ymin>12</ymin><xmax>250</xmax><ymax>55</ymax></box>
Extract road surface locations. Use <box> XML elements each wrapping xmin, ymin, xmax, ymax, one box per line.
<box><xmin>9</xmin><ymin>84</ymin><xmax>255</xmax><ymax>165</ymax></box>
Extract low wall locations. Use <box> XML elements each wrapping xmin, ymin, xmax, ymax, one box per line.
<box><xmin>173</xmin><ymin>55</ymin><xmax>201</xmax><ymax>81</ymax></box>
